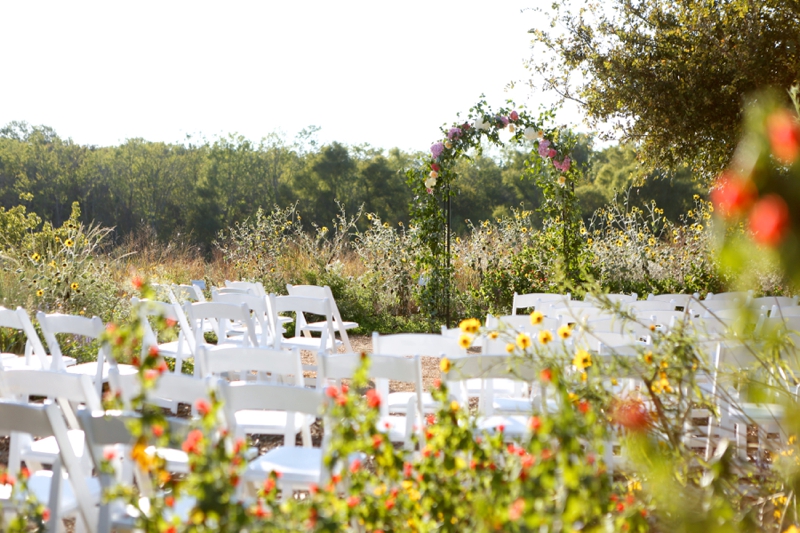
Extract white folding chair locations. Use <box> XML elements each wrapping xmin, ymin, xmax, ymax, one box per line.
<box><xmin>585</xmin><ymin>292</ymin><xmax>638</xmax><ymax>305</ymax></box>
<box><xmin>0</xmin><ymin>401</ymin><xmax>100</xmax><ymax>533</ymax></box>
<box><xmin>198</xmin><ymin>344</ymin><xmax>312</xmax><ymax>445</ymax></box>
<box><xmin>183</xmin><ymin>302</ymin><xmax>258</xmax><ymax>358</ymax></box>
<box><xmin>511</xmin><ymin>292</ymin><xmax>570</xmax><ymax>315</ymax></box>
<box><xmin>705</xmin><ymin>290</ymin><xmax>753</xmax><ymax>301</ymax></box>
<box><xmin>319</xmin><ymin>350</ymin><xmax>424</xmax><ymax>449</ymax></box>
<box><xmin>109</xmin><ymin>371</ymin><xmax>219</xmax><ymax>472</ymax></box>
<box><xmin>446</xmin><ymin>353</ymin><xmax>541</xmax><ymax>441</ymax></box>
<box><xmin>221</xmin><ymin>382</ymin><xmax>328</xmax><ymax>497</ymax></box>
<box><xmin>627</xmin><ymin>300</ymin><xmax>681</xmax><ymax>314</ymax></box>
<box><xmin>37</xmin><ymin>312</ymin><xmax>138</xmax><ymax>397</ymax></box>
<box><xmin>751</xmin><ymin>295</ymin><xmax>798</xmax><ymax>314</ymax></box>
<box><xmin>132</xmin><ymin>297</ymin><xmax>194</xmax><ymax>375</ymax></box>
<box><xmin>287</xmin><ymin>284</ymin><xmax>358</xmax><ymax>353</ymax></box>
<box><xmin>372</xmin><ymin>332</ymin><xmax>466</xmax><ymax>415</ymax></box>
<box><xmin>77</xmin><ymin>409</ymin><xmax>195</xmax><ymax>533</ymax></box>
<box><xmin>269</xmin><ymin>294</ymin><xmax>338</xmax><ymax>355</ymax></box>
<box><xmin>646</xmin><ymin>293</ymin><xmax>699</xmax><ymax>309</ymax></box>
<box><xmin>225</xmin><ymin>280</ymin><xmax>267</xmax><ymax>296</ymax></box>
<box><xmin>647</xmin><ymin>310</ymin><xmax>692</xmax><ymax>332</ymax></box>
<box><xmin>548</xmin><ymin>305</ymin><xmax>613</xmax><ymax>325</ymax></box>
<box><xmin>0</xmin><ymin>367</ymin><xmax>101</xmax><ymax>477</ymax></box>
<box><xmin>0</xmin><ymin>306</ymin><xmax>66</xmax><ymax>370</ymax></box>
<box><xmin>211</xmin><ymin>289</ymin><xmax>273</xmax><ymax>347</ymax></box>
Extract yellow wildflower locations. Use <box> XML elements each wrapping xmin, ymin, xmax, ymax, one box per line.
<box><xmin>36</xmin><ymin>289</ymin><xmax>44</xmax><ymax>297</ymax></box>
<box><xmin>573</xmin><ymin>349</ymin><xmax>591</xmax><ymax>371</ymax></box>
<box><xmin>516</xmin><ymin>332</ymin><xmax>532</xmax><ymax>350</ymax></box>
<box><xmin>557</xmin><ymin>324</ymin><xmax>571</xmax><ymax>339</ymax></box>
<box><xmin>459</xmin><ymin>318</ymin><xmax>481</xmax><ymax>334</ymax></box>
<box><xmin>538</xmin><ymin>330</ymin><xmax>553</xmax><ymax>345</ymax></box>
<box><xmin>31</xmin><ymin>253</ymin><xmax>40</xmax><ymax>262</ymax></box>
<box><xmin>64</xmin><ymin>238</ymin><xmax>74</xmax><ymax>247</ymax></box>
<box><xmin>458</xmin><ymin>333</ymin><xmax>472</xmax><ymax>349</ymax></box>
<box><xmin>70</xmin><ymin>282</ymin><xmax>79</xmax><ymax>290</ymax></box>
<box><xmin>488</xmin><ymin>331</ymin><xmax>499</xmax><ymax>340</ymax></box>
<box><xmin>506</xmin><ymin>343</ymin><xmax>515</xmax><ymax>353</ymax></box>
<box><xmin>530</xmin><ymin>311</ymin><xmax>544</xmax><ymax>325</ymax></box>
<box><xmin>439</xmin><ymin>358</ymin><xmax>451</xmax><ymax>374</ymax></box>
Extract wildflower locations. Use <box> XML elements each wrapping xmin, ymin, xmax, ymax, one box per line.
<box><xmin>516</xmin><ymin>332</ymin><xmax>532</xmax><ymax>349</ymax></box>
<box><xmin>152</xmin><ymin>424</ymin><xmax>164</xmax><ymax>438</ymax></box>
<box><xmin>509</xmin><ymin>498</ymin><xmax>525</xmax><ymax>521</ymax></box>
<box><xmin>181</xmin><ymin>429</ymin><xmax>204</xmax><ymax>454</ymax></box>
<box><xmin>539</xmin><ymin>368</ymin><xmax>552</xmax><ymax>382</ymax></box>
<box><xmin>366</xmin><ymin>389</ymin><xmax>381</xmax><ymax>409</ymax></box>
<box><xmin>749</xmin><ymin>194</ymin><xmax>790</xmax><ymax>247</ymax></box>
<box><xmin>644</xmin><ymin>351</ymin><xmax>654</xmax><ymax>364</ymax></box>
<box><xmin>538</xmin><ymin>330</ymin><xmax>553</xmax><ymax>345</ymax></box>
<box><xmin>31</xmin><ymin>253</ymin><xmax>40</xmax><ymax>262</ymax></box>
<box><xmin>766</xmin><ymin>108</ymin><xmax>800</xmax><ymax>164</ymax></box>
<box><xmin>450</xmin><ymin>400</ymin><xmax>459</xmax><ymax>412</ymax></box>
<box><xmin>195</xmin><ymin>398</ymin><xmax>211</xmax><ymax>416</ymax></box>
<box><xmin>530</xmin><ymin>310</ymin><xmax>544</xmax><ymax>325</ymax></box>
<box><xmin>572</xmin><ymin>349</ymin><xmax>591</xmax><ymax>371</ymax></box>
<box><xmin>506</xmin><ymin>343</ymin><xmax>515</xmax><ymax>353</ymax></box>
<box><xmin>430</xmin><ymin>142</ymin><xmax>445</xmax><ymax>158</ymax></box>
<box><xmin>36</xmin><ymin>289</ymin><xmax>44</xmax><ymax>297</ymax></box>
<box><xmin>64</xmin><ymin>238</ymin><xmax>74</xmax><ymax>247</ymax></box>
<box><xmin>459</xmin><ymin>317</ymin><xmax>480</xmax><ymax>334</ymax></box>
<box><xmin>488</xmin><ymin>330</ymin><xmax>499</xmax><ymax>340</ymax></box>
<box><xmin>557</xmin><ymin>324</ymin><xmax>571</xmax><ymax>339</ymax></box>
<box><xmin>458</xmin><ymin>333</ymin><xmax>472</xmax><ymax>349</ymax></box>
<box><xmin>611</xmin><ymin>398</ymin><xmax>649</xmax><ymax>431</ymax></box>
<box><xmin>529</xmin><ymin>416</ymin><xmax>542</xmax><ymax>432</ymax></box>
<box><xmin>439</xmin><ymin>358</ymin><xmax>451</xmax><ymax>373</ymax></box>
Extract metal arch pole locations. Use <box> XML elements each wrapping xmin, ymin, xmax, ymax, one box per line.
<box><xmin>445</xmin><ymin>184</ymin><xmax>451</xmax><ymax>329</ymax></box>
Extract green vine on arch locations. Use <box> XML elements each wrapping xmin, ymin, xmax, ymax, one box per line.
<box><xmin>405</xmin><ymin>98</ymin><xmax>585</xmax><ymax>327</ymax></box>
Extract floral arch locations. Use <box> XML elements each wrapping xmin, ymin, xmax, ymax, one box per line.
<box><xmin>405</xmin><ymin>98</ymin><xmax>580</xmax><ymax>328</ymax></box>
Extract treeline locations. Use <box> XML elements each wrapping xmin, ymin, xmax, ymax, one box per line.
<box><xmin>0</xmin><ymin>122</ymin><xmax>704</xmax><ymax>251</ymax></box>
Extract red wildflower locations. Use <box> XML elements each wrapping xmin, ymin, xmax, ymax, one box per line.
<box><xmin>195</xmin><ymin>399</ymin><xmax>211</xmax><ymax>416</ymax></box>
<box><xmin>144</xmin><ymin>369</ymin><xmax>159</xmax><ymax>382</ymax></box>
<box><xmin>539</xmin><ymin>368</ymin><xmax>552</xmax><ymax>382</ymax></box>
<box><xmin>309</xmin><ymin>483</ymin><xmax>318</xmax><ymax>494</ymax></box>
<box><xmin>711</xmin><ymin>172</ymin><xmax>757</xmax><ymax>218</ymax></box>
<box><xmin>347</xmin><ymin>495</ymin><xmax>360</xmax><ymax>508</ymax></box>
<box><xmin>578</xmin><ymin>400</ymin><xmax>590</xmax><ymax>414</ymax></box>
<box><xmin>508</xmin><ymin>498</ymin><xmax>525</xmax><ymax>521</ymax></box>
<box><xmin>767</xmin><ymin>108</ymin><xmax>800</xmax><ymax>164</ymax></box>
<box><xmin>41</xmin><ymin>508</ymin><xmax>50</xmax><ymax>522</ymax></box>
<box><xmin>325</xmin><ymin>386</ymin><xmax>339</xmax><ymax>399</ymax></box>
<box><xmin>431</xmin><ymin>163</ymin><xmax>441</xmax><ymax>172</ymax></box>
<box><xmin>19</xmin><ymin>468</ymin><xmax>29</xmax><ymax>480</ymax></box>
<box><xmin>181</xmin><ymin>429</ymin><xmax>204</xmax><ymax>454</ymax></box>
<box><xmin>749</xmin><ymin>194</ymin><xmax>790</xmax><ymax>247</ymax></box>
<box><xmin>264</xmin><ymin>477</ymin><xmax>276</xmax><ymax>493</ymax></box>
<box><xmin>372</xmin><ymin>434</ymin><xmax>383</xmax><ymax>449</ymax></box>
<box><xmin>165</xmin><ymin>495</ymin><xmax>175</xmax><ymax>507</ymax></box>
<box><xmin>132</xmin><ymin>276</ymin><xmax>143</xmax><ymax>289</ymax></box>
<box><xmin>148</xmin><ymin>345</ymin><xmax>159</xmax><ymax>357</ymax></box>
<box><xmin>385</xmin><ymin>499</ymin><xmax>395</xmax><ymax>510</ymax></box>
<box><xmin>403</xmin><ymin>462</ymin><xmax>412</xmax><ymax>478</ymax></box>
<box><xmin>610</xmin><ymin>398</ymin><xmax>650</xmax><ymax>432</ymax></box>
<box><xmin>433</xmin><ymin>378</ymin><xmax>441</xmax><ymax>389</ymax></box>
<box><xmin>0</xmin><ymin>472</ymin><xmax>15</xmax><ymax>487</ymax></box>
<box><xmin>152</xmin><ymin>424</ymin><xmax>164</xmax><ymax>438</ymax></box>
<box><xmin>366</xmin><ymin>389</ymin><xmax>381</xmax><ymax>409</ymax></box>
<box><xmin>349</xmin><ymin>459</ymin><xmax>361</xmax><ymax>473</ymax></box>
<box><xmin>103</xmin><ymin>449</ymin><xmax>116</xmax><ymax>461</ymax></box>
<box><xmin>165</xmin><ymin>318</ymin><xmax>177</xmax><ymax>328</ymax></box>
<box><xmin>156</xmin><ymin>360</ymin><xmax>169</xmax><ymax>375</ymax></box>
<box><xmin>529</xmin><ymin>416</ymin><xmax>542</xmax><ymax>432</ymax></box>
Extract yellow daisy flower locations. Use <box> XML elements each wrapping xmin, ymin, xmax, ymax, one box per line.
<box><xmin>459</xmin><ymin>318</ymin><xmax>481</xmax><ymax>334</ymax></box>
<box><xmin>64</xmin><ymin>238</ymin><xmax>74</xmax><ymax>247</ymax></box>
<box><xmin>538</xmin><ymin>330</ymin><xmax>553</xmax><ymax>345</ymax></box>
<box><xmin>530</xmin><ymin>311</ymin><xmax>544</xmax><ymax>325</ymax></box>
<box><xmin>572</xmin><ymin>349</ymin><xmax>592</xmax><ymax>371</ymax></box>
<box><xmin>439</xmin><ymin>358</ymin><xmax>451</xmax><ymax>373</ymax></box>
<box><xmin>458</xmin><ymin>333</ymin><xmax>472</xmax><ymax>349</ymax></box>
<box><xmin>516</xmin><ymin>332</ymin><xmax>532</xmax><ymax>350</ymax></box>
<box><xmin>70</xmin><ymin>282</ymin><xmax>79</xmax><ymax>290</ymax></box>
<box><xmin>557</xmin><ymin>324</ymin><xmax>571</xmax><ymax>340</ymax></box>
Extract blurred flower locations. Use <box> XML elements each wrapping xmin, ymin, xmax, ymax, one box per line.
<box><xmin>766</xmin><ymin>108</ymin><xmax>800</xmax><ymax>164</ymax></box>
<box><xmin>431</xmin><ymin>142</ymin><xmax>444</xmax><ymax>158</ymax></box>
<box><xmin>610</xmin><ymin>398</ymin><xmax>650</xmax><ymax>431</ymax></box>
<box><xmin>711</xmin><ymin>172</ymin><xmax>756</xmax><ymax>218</ymax></box>
<box><xmin>572</xmin><ymin>349</ymin><xmax>591</xmax><ymax>370</ymax></box>
<box><xmin>538</xmin><ymin>330</ymin><xmax>553</xmax><ymax>345</ymax></box>
<box><xmin>557</xmin><ymin>324</ymin><xmax>571</xmax><ymax>339</ymax></box>
<box><xmin>749</xmin><ymin>194</ymin><xmax>790</xmax><ymax>247</ymax></box>
<box><xmin>516</xmin><ymin>332</ymin><xmax>532</xmax><ymax>349</ymax></box>
<box><xmin>459</xmin><ymin>318</ymin><xmax>480</xmax><ymax>334</ymax></box>
<box><xmin>524</xmin><ymin>127</ymin><xmax>538</xmax><ymax>140</ymax></box>
<box><xmin>447</xmin><ymin>127</ymin><xmax>462</xmax><ymax>140</ymax></box>
<box><xmin>509</xmin><ymin>110</ymin><xmax>519</xmax><ymax>122</ymax></box>
<box><xmin>530</xmin><ymin>310</ymin><xmax>544</xmax><ymax>325</ymax></box>
<box><xmin>64</xmin><ymin>238</ymin><xmax>74</xmax><ymax>247</ymax></box>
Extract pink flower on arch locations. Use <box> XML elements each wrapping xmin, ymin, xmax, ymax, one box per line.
<box><xmin>538</xmin><ymin>139</ymin><xmax>551</xmax><ymax>158</ymax></box>
<box><xmin>431</xmin><ymin>142</ymin><xmax>445</xmax><ymax>158</ymax></box>
<box><xmin>448</xmin><ymin>127</ymin><xmax>462</xmax><ymax>140</ymax></box>
<box><xmin>548</xmin><ymin>148</ymin><xmax>557</xmax><ymax>159</ymax></box>
<box><xmin>553</xmin><ymin>157</ymin><xmax>571</xmax><ymax>172</ymax></box>
<box><xmin>499</xmin><ymin>116</ymin><xmax>510</xmax><ymax>127</ymax></box>
<box><xmin>509</xmin><ymin>110</ymin><xmax>519</xmax><ymax>122</ymax></box>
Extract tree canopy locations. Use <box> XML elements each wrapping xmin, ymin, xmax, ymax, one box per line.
<box><xmin>528</xmin><ymin>0</ymin><xmax>800</xmax><ymax>179</ymax></box>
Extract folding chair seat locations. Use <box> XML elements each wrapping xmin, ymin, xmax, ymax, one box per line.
<box><xmin>220</xmin><ymin>382</ymin><xmax>328</xmax><ymax>497</ymax></box>
<box><xmin>647</xmin><ymin>310</ymin><xmax>692</xmax><ymax>332</ymax></box>
<box><xmin>287</xmin><ymin>284</ymin><xmax>358</xmax><ymax>352</ymax></box>
<box><xmin>0</xmin><ymin>401</ymin><xmax>100</xmax><ymax>532</ymax></box>
<box><xmin>319</xmin><ymin>350</ymin><xmax>425</xmax><ymax>449</ymax></box>
<box><xmin>0</xmin><ymin>306</ymin><xmax>71</xmax><ymax>370</ymax></box>
<box><xmin>511</xmin><ymin>292</ymin><xmax>570</xmax><ymax>315</ymax></box>
<box><xmin>37</xmin><ymin>312</ymin><xmax>138</xmax><ymax>397</ymax></box>
<box><xmin>372</xmin><ymin>332</ymin><xmax>465</xmax><ymax>415</ymax></box>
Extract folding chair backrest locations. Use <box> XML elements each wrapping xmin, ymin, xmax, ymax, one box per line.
<box><xmin>549</xmin><ymin>306</ymin><xmax>612</xmax><ymax>324</ymax></box>
<box><xmin>447</xmin><ymin>353</ymin><xmax>539</xmax><ymax>382</ymax></box>
<box><xmin>215</xmin><ymin>287</ymin><xmax>254</xmax><ymax>295</ymax></box>
<box><xmin>584</xmin><ymin>316</ymin><xmax>652</xmax><ymax>337</ymax></box>
<box><xmin>197</xmin><ymin>345</ymin><xmax>303</xmax><ymax>386</ymax></box>
<box><xmin>372</xmin><ymin>332</ymin><xmax>466</xmax><ymax>359</ymax></box>
<box><xmin>628</xmin><ymin>300</ymin><xmax>680</xmax><ymax>314</ymax></box>
<box><xmin>183</xmin><ymin>302</ymin><xmax>258</xmax><ymax>348</ymax></box>
<box><xmin>0</xmin><ymin>306</ymin><xmax>49</xmax><ymax>368</ymax></box>
<box><xmin>37</xmin><ymin>312</ymin><xmax>108</xmax><ymax>375</ymax></box>
<box><xmin>318</xmin><ymin>352</ymin><xmax>424</xmax><ymax>419</ymax></box>
<box><xmin>270</xmin><ymin>294</ymin><xmax>336</xmax><ymax>350</ymax></box>
<box><xmin>225</xmin><ymin>280</ymin><xmax>267</xmax><ymax>297</ymax></box>
<box><xmin>647</xmin><ymin>293</ymin><xmax>698</xmax><ymax>308</ymax></box>
<box><xmin>486</xmin><ymin>314</ymin><xmax>560</xmax><ymax>333</ymax></box>
<box><xmin>219</xmin><ymin>382</ymin><xmax>325</xmax><ymax>446</ymax></box>
<box><xmin>688</xmin><ymin>299</ymin><xmax>743</xmax><ymax>316</ymax></box>
<box><xmin>0</xmin><ymin>369</ymin><xmax>101</xmax><ymax>412</ymax></box>
<box><xmin>648</xmin><ymin>310</ymin><xmax>691</xmax><ymax>331</ymax></box>
<box><xmin>171</xmin><ymin>284</ymin><xmax>206</xmax><ymax>303</ymax></box>
<box><xmin>110</xmin><ymin>371</ymin><xmax>217</xmax><ymax>412</ymax></box>
<box><xmin>511</xmin><ymin>292</ymin><xmax>569</xmax><ymax>314</ymax></box>
<box><xmin>706</xmin><ymin>290</ymin><xmax>753</xmax><ymax>301</ymax></box>
<box><xmin>752</xmin><ymin>295</ymin><xmax>798</xmax><ymax>311</ymax></box>
<box><xmin>585</xmin><ymin>293</ymin><xmax>638</xmax><ymax>305</ymax></box>
<box><xmin>211</xmin><ymin>290</ymin><xmax>271</xmax><ymax>346</ymax></box>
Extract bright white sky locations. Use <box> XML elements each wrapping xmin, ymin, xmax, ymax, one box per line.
<box><xmin>0</xmin><ymin>1</ymin><xmax>587</xmax><ymax>151</ymax></box>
